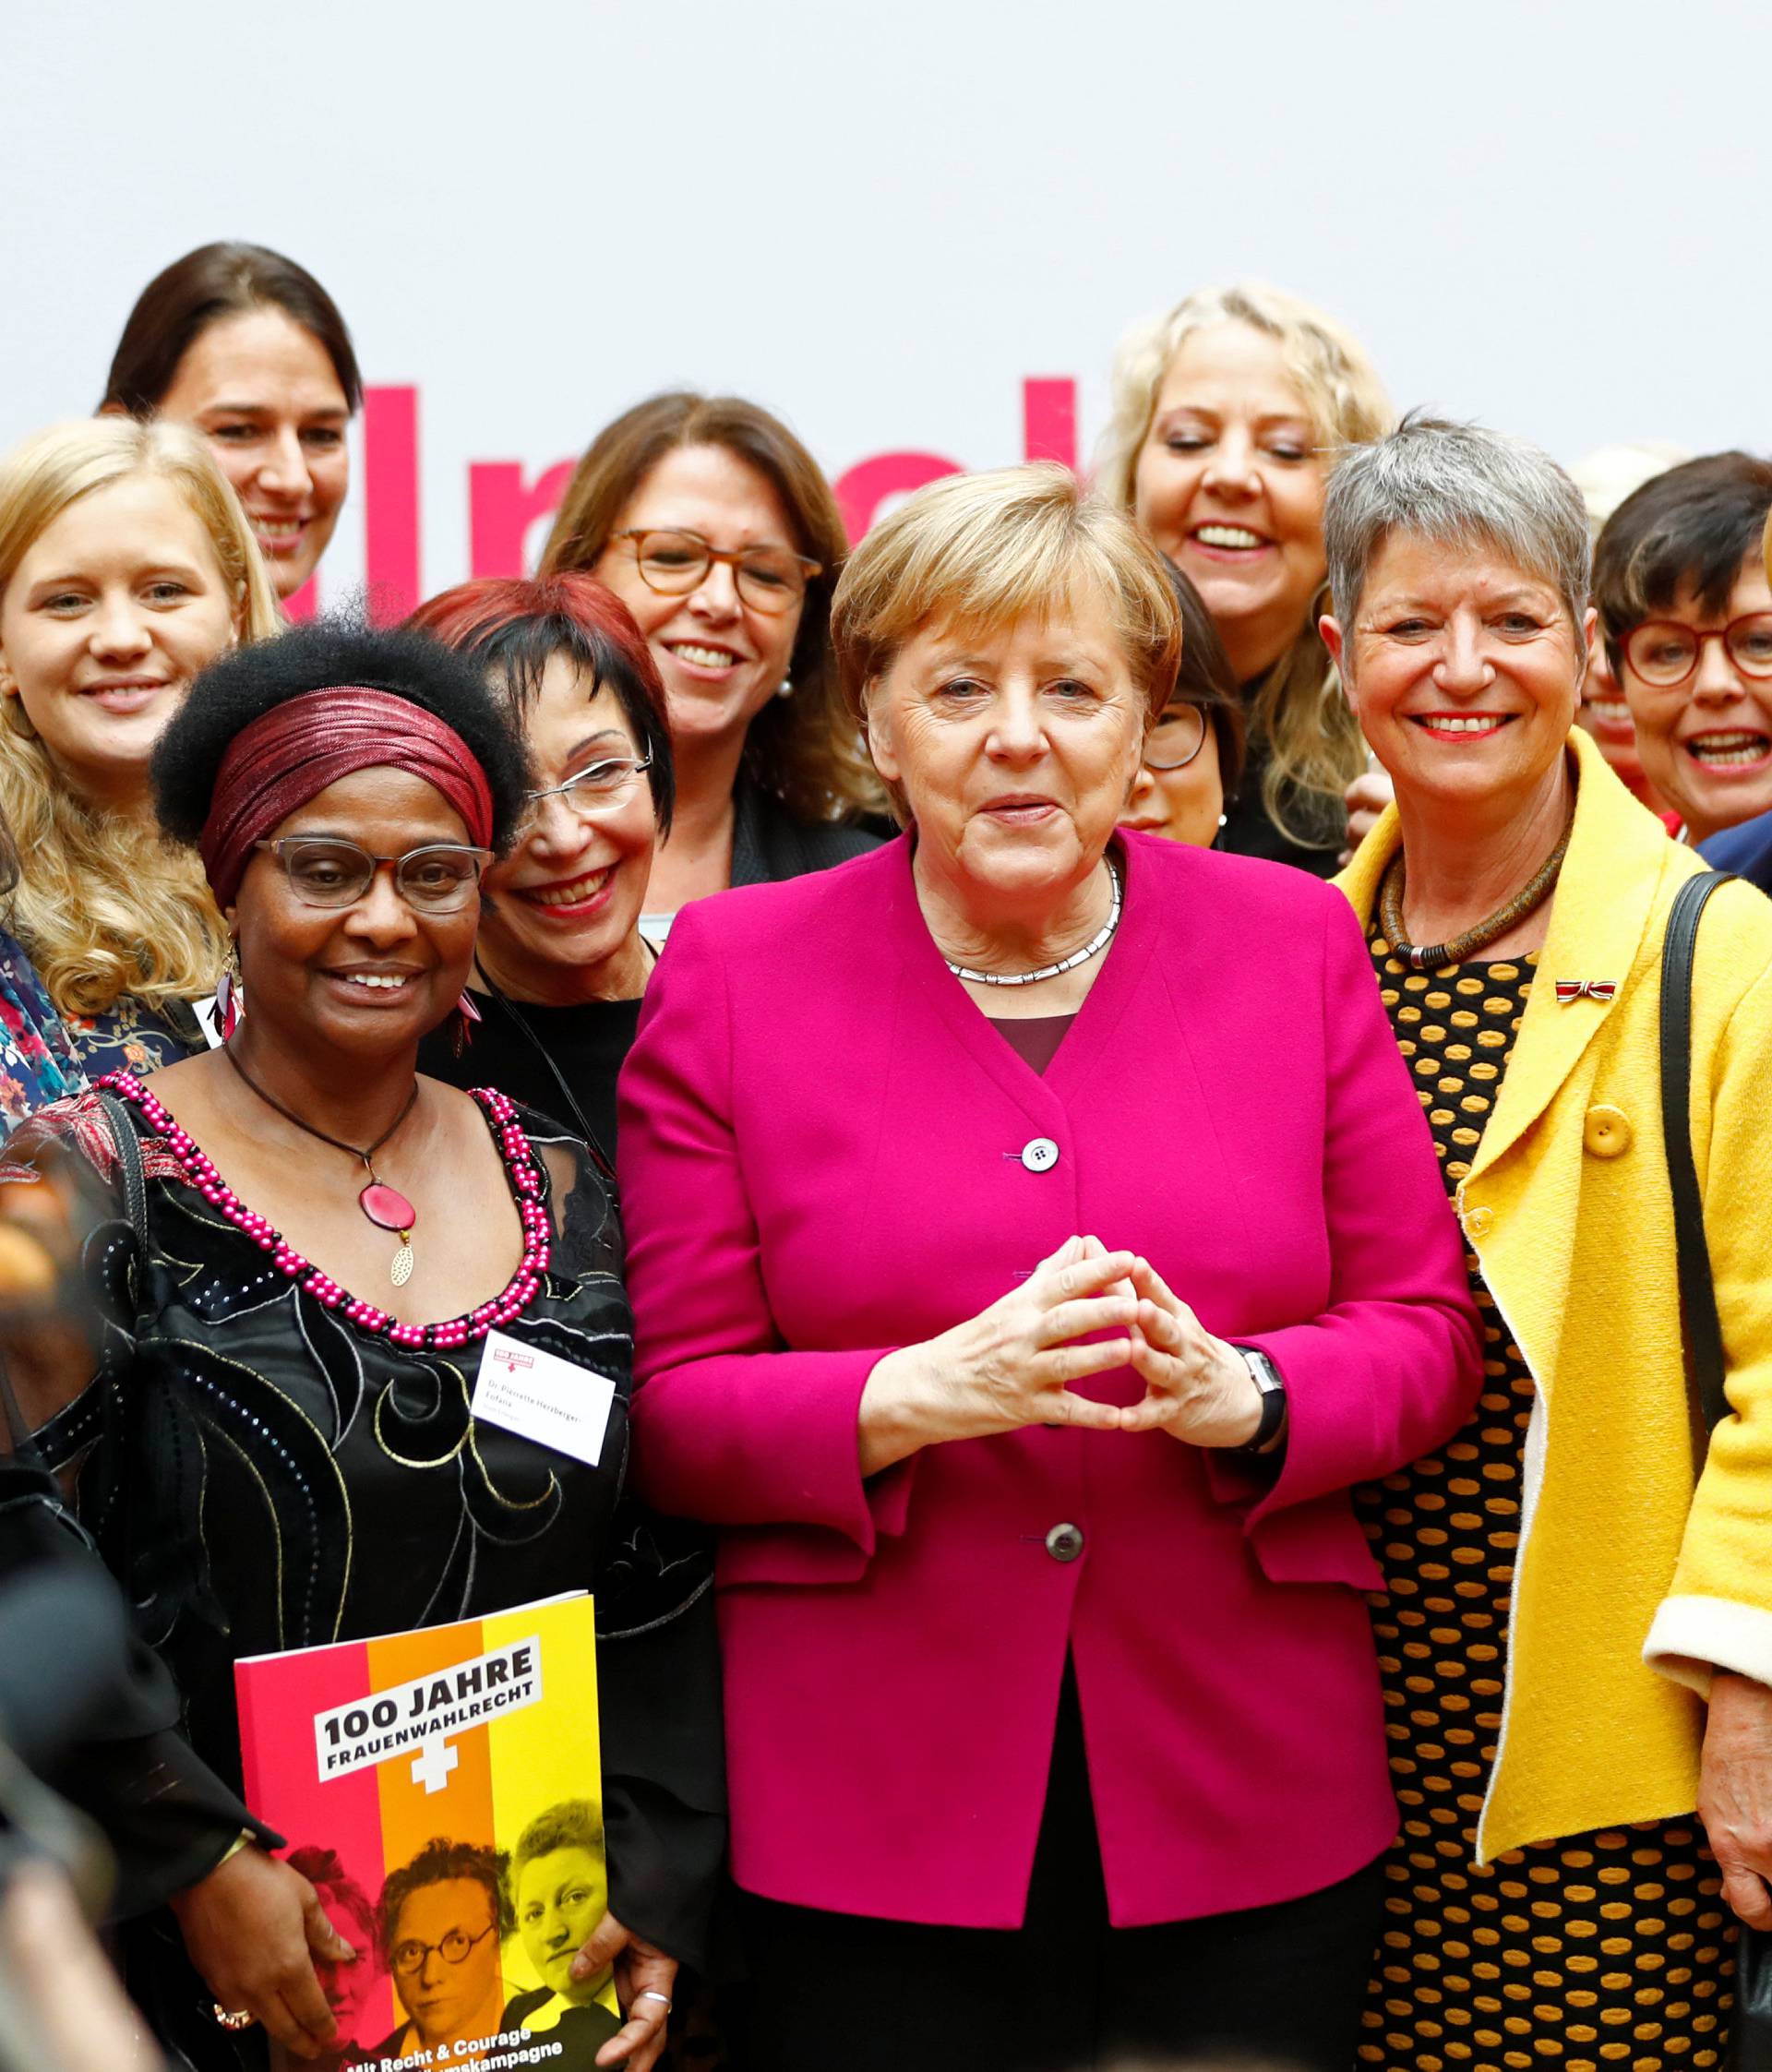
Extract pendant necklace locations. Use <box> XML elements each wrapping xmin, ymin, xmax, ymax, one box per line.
<box><xmin>1378</xmin><ymin>806</ymin><xmax>1574</xmax><ymax>972</ymax></box>
<box><xmin>942</xmin><ymin>861</ymin><xmax>1122</xmax><ymax>988</ymax></box>
<box><xmin>223</xmin><ymin>1045</ymin><xmax>421</xmax><ymax>1286</ymax></box>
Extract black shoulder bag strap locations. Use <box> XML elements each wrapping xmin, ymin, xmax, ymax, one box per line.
<box><xmin>1659</xmin><ymin>870</ymin><xmax>1733</xmax><ymax>1436</ymax></box>
<box><xmin>93</xmin><ymin>1088</ymin><xmax>149</xmax><ymax>1250</ymax></box>
<box><xmin>1658</xmin><ymin>868</ymin><xmax>1772</xmax><ymax>2071</ymax></box>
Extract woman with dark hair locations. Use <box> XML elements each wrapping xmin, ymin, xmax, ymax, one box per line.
<box><xmin>1120</xmin><ymin>562</ymin><xmax>1248</xmax><ymax>847</ymax></box>
<box><xmin>409</xmin><ymin>574</ymin><xmax>675</xmax><ymax>1162</ymax></box>
<box><xmin>0</xmin><ymin>620</ymin><xmax>716</xmax><ymax>2072</ymax></box>
<box><xmin>541</xmin><ymin>391</ymin><xmax>882</xmax><ymax>942</ymax></box>
<box><xmin>373</xmin><ymin>1838</ymin><xmax>512</xmax><ymax>2063</ymax></box>
<box><xmin>1596</xmin><ymin>449</ymin><xmax>1772</xmax><ymax>843</ymax></box>
<box><xmin>102</xmin><ymin>242</ymin><xmax>362</xmax><ymax>603</ymax></box>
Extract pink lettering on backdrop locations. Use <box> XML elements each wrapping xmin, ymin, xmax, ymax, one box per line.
<box><xmin>832</xmin><ymin>452</ymin><xmax>964</xmax><ymax>545</ymax></box>
<box><xmin>324</xmin><ymin>376</ymin><xmax>1082</xmax><ymax>611</ymax></box>
<box><xmin>364</xmin><ymin>385</ymin><xmax>422</xmax><ymax>622</ymax></box>
<box><xmin>1022</xmin><ymin>377</ymin><xmax>1078</xmax><ymax>471</ymax></box>
<box><xmin>468</xmin><ymin>459</ymin><xmax>579</xmax><ymax>580</ymax></box>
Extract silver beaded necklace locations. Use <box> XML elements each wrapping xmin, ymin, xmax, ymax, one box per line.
<box><xmin>941</xmin><ymin>861</ymin><xmax>1122</xmax><ymax>988</ymax></box>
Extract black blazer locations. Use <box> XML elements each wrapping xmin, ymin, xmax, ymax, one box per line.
<box><xmin>729</xmin><ymin>774</ymin><xmax>886</xmax><ymax>887</ymax></box>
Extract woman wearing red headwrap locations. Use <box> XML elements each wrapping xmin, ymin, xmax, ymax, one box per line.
<box><xmin>0</xmin><ymin>621</ymin><xmax>721</xmax><ymax>2072</ymax></box>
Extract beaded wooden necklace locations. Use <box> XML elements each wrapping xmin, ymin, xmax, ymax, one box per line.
<box><xmin>1379</xmin><ymin>807</ymin><xmax>1574</xmax><ymax>972</ymax></box>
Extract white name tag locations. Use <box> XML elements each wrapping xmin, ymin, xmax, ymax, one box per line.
<box><xmin>471</xmin><ymin>1328</ymin><xmax>617</xmax><ymax>1468</ymax></box>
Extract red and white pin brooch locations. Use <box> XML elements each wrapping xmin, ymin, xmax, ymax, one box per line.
<box><xmin>1554</xmin><ymin>980</ymin><xmax>1617</xmax><ymax>1004</ymax></box>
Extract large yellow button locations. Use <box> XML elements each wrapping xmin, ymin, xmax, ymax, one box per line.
<box><xmin>1583</xmin><ymin>1105</ymin><xmax>1633</xmax><ymax>1159</ymax></box>
<box><xmin>1464</xmin><ymin>1205</ymin><xmax>1494</xmax><ymax>1240</ymax></box>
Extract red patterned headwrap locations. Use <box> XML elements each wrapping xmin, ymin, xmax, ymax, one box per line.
<box><xmin>198</xmin><ymin>687</ymin><xmax>497</xmax><ymax>906</ymax></box>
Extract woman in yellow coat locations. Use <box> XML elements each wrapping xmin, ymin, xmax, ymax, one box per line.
<box><xmin>1323</xmin><ymin>414</ymin><xmax>1772</xmax><ymax>2072</ymax></box>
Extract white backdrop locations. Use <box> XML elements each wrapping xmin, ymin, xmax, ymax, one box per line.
<box><xmin>7</xmin><ymin>0</ymin><xmax>1768</xmax><ymax>614</ymax></box>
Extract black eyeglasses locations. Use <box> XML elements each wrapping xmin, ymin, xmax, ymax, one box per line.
<box><xmin>389</xmin><ymin>1920</ymin><xmax>497</xmax><ymax>1977</ymax></box>
<box><xmin>256</xmin><ymin>838</ymin><xmax>494</xmax><ymax>914</ymax></box>
<box><xmin>609</xmin><ymin>528</ymin><xmax>820</xmax><ymax>614</ymax></box>
<box><xmin>1142</xmin><ymin>704</ymin><xmax>1209</xmax><ymax>772</ymax></box>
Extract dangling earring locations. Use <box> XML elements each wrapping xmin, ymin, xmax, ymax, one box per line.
<box><xmin>450</xmin><ymin>988</ymin><xmax>483</xmax><ymax>1058</ymax></box>
<box><xmin>775</xmin><ymin>677</ymin><xmax>794</xmax><ymax>700</ymax></box>
<box><xmin>216</xmin><ymin>940</ymin><xmax>242</xmax><ymax>1040</ymax></box>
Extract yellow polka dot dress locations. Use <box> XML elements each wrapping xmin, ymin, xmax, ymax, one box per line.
<box><xmin>1355</xmin><ymin>938</ymin><xmax>1735</xmax><ymax>2072</ymax></box>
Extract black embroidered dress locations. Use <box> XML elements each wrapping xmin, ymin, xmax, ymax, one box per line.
<box><xmin>12</xmin><ymin>1074</ymin><xmax>722</xmax><ymax>2070</ymax></box>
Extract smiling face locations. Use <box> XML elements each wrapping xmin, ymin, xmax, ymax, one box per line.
<box><xmin>228</xmin><ymin>767</ymin><xmax>482</xmax><ymax>1057</ymax></box>
<box><xmin>1617</xmin><ymin>555</ymin><xmax>1772</xmax><ymax>841</ymax></box>
<box><xmin>1131</xmin><ymin>323</ymin><xmax>1328</xmax><ymax>684</ymax></box>
<box><xmin>477</xmin><ymin>656</ymin><xmax>656</xmax><ymax>1002</ymax></box>
<box><xmin>867</xmin><ymin>588</ymin><xmax>1146</xmax><ymax>913</ymax></box>
<box><xmin>516</xmin><ymin>1846</ymin><xmax>609</xmax><ymax>2006</ymax></box>
<box><xmin>154</xmin><ymin>306</ymin><xmax>351</xmax><ymax>599</ymax></box>
<box><xmin>1119</xmin><ymin>701</ymin><xmax>1226</xmax><ymax>846</ymax></box>
<box><xmin>593</xmin><ymin>444</ymin><xmax>805</xmax><ymax>763</ymax></box>
<box><xmin>1325</xmin><ymin>532</ymin><xmax>1585</xmax><ymax>819</ymax></box>
<box><xmin>0</xmin><ymin>472</ymin><xmax>240</xmax><ymax>806</ymax></box>
<box><xmin>390</xmin><ymin>1879</ymin><xmax>502</xmax><ymax>2047</ymax></box>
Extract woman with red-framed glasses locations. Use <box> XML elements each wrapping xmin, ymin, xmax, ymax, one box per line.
<box><xmin>1595</xmin><ymin>450</ymin><xmax>1772</xmax><ymax>842</ymax></box>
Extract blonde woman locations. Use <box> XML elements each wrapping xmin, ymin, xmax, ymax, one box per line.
<box><xmin>541</xmin><ymin>391</ymin><xmax>882</xmax><ymax>941</ymax></box>
<box><xmin>0</xmin><ymin>418</ymin><xmax>281</xmax><ymax>1084</ymax></box>
<box><xmin>619</xmin><ymin>465</ymin><xmax>1480</xmax><ymax>2072</ymax></box>
<box><xmin>1099</xmin><ymin>281</ymin><xmax>1392</xmax><ymax>875</ymax></box>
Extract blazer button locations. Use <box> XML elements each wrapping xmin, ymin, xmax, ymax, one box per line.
<box><xmin>1583</xmin><ymin>1105</ymin><xmax>1633</xmax><ymax>1158</ymax></box>
<box><xmin>1045</xmin><ymin>1522</ymin><xmax>1084</xmax><ymax>1563</ymax></box>
<box><xmin>1464</xmin><ymin>1205</ymin><xmax>1494</xmax><ymax>1240</ymax></box>
<box><xmin>1021</xmin><ymin>1137</ymin><xmax>1060</xmax><ymax>1173</ymax></box>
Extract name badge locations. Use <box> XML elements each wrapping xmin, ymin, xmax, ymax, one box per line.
<box><xmin>472</xmin><ymin>1328</ymin><xmax>617</xmax><ymax>1468</ymax></box>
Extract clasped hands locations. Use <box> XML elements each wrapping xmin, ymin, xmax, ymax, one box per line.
<box><xmin>859</xmin><ymin>1235</ymin><xmax>1270</xmax><ymax>1477</ymax></box>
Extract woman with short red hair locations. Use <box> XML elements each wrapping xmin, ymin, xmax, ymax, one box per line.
<box><xmin>409</xmin><ymin>573</ymin><xmax>673</xmax><ymax>1166</ymax></box>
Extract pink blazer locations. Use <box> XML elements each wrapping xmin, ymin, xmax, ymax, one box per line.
<box><xmin>617</xmin><ymin>833</ymin><xmax>1481</xmax><ymax>1929</ymax></box>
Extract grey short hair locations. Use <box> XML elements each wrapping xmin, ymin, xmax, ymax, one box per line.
<box><xmin>1324</xmin><ymin>413</ymin><xmax>1592</xmax><ymax>645</ymax></box>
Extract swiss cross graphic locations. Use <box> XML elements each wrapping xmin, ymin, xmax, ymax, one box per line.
<box><xmin>411</xmin><ymin>1738</ymin><xmax>461</xmax><ymax>1795</ymax></box>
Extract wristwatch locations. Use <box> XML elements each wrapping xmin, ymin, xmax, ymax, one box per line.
<box><xmin>1232</xmin><ymin>1346</ymin><xmax>1287</xmax><ymax>1455</ymax></box>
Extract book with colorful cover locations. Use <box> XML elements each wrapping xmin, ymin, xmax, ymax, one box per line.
<box><xmin>234</xmin><ymin>1591</ymin><xmax>619</xmax><ymax>2071</ymax></box>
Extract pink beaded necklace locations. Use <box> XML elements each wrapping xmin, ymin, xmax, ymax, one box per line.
<box><xmin>97</xmin><ymin>1071</ymin><xmax>552</xmax><ymax>1353</ymax></box>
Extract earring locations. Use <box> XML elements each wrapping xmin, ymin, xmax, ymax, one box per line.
<box><xmin>450</xmin><ymin>988</ymin><xmax>484</xmax><ymax>1058</ymax></box>
<box><xmin>775</xmin><ymin>677</ymin><xmax>794</xmax><ymax>700</ymax></box>
<box><xmin>216</xmin><ymin>941</ymin><xmax>242</xmax><ymax>1040</ymax></box>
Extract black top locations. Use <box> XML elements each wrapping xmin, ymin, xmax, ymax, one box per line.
<box><xmin>1216</xmin><ymin>732</ymin><xmax>1344</xmax><ymax>880</ymax></box>
<box><xmin>499</xmin><ymin>1988</ymin><xmax>623</xmax><ymax>2066</ymax></box>
<box><xmin>730</xmin><ymin>773</ymin><xmax>887</xmax><ymax>888</ymax></box>
<box><xmin>419</xmin><ymin>993</ymin><xmax>642</xmax><ymax>1168</ymax></box>
<box><xmin>12</xmin><ymin>1083</ymin><xmax>723</xmax><ymax>2069</ymax></box>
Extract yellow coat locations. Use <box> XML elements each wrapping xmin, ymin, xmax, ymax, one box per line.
<box><xmin>1336</xmin><ymin>728</ymin><xmax>1772</xmax><ymax>1861</ymax></box>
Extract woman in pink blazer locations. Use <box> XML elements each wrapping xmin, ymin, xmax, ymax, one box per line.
<box><xmin>617</xmin><ymin>466</ymin><xmax>1482</xmax><ymax>2072</ymax></box>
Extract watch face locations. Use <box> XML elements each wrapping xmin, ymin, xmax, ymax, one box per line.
<box><xmin>1243</xmin><ymin>1348</ymin><xmax>1282</xmax><ymax>1394</ymax></box>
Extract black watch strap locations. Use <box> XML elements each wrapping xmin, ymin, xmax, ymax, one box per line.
<box><xmin>1234</xmin><ymin>1346</ymin><xmax>1287</xmax><ymax>1455</ymax></box>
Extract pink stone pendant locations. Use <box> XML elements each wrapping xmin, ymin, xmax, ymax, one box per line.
<box><xmin>360</xmin><ymin>1182</ymin><xmax>416</xmax><ymax>1232</ymax></box>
